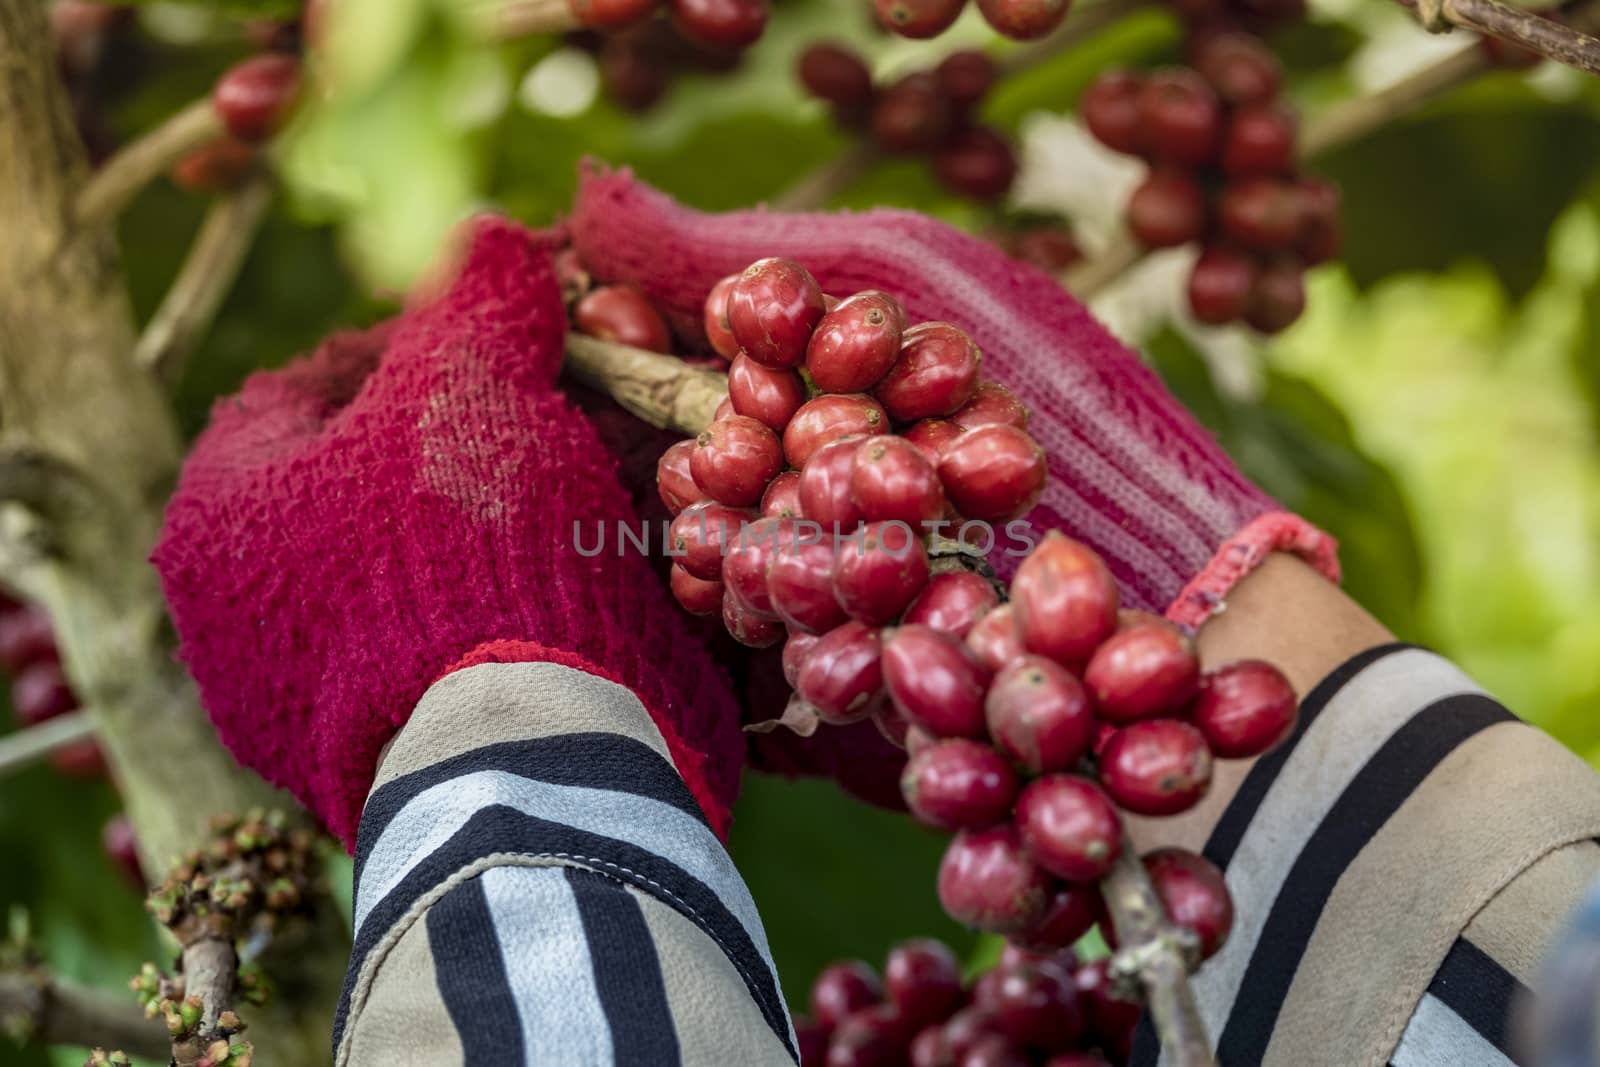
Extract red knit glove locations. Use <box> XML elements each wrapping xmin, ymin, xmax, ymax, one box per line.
<box><xmin>153</xmin><ymin>218</ymin><xmax>745</xmax><ymax>848</ymax></box>
<box><xmin>569</xmin><ymin>168</ymin><xmax>1339</xmax><ymax>625</ymax></box>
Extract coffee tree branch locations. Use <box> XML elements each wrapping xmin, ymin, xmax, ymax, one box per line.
<box><xmin>0</xmin><ymin>712</ymin><xmax>94</xmax><ymax>780</ymax></box>
<box><xmin>76</xmin><ymin>99</ymin><xmax>223</xmax><ymax>229</ymax></box>
<box><xmin>0</xmin><ymin>970</ymin><xmax>168</xmax><ymax>1061</ymax></box>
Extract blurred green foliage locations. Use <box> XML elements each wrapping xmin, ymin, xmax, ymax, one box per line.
<box><xmin>8</xmin><ymin>1</ymin><xmax>1600</xmax><ymax>1062</ymax></box>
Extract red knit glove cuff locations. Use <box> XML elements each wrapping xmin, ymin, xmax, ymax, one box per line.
<box><xmin>1164</xmin><ymin>511</ymin><xmax>1340</xmax><ymax>630</ymax></box>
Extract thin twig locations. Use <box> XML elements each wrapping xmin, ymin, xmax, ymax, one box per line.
<box><xmin>0</xmin><ymin>712</ymin><xmax>93</xmax><ymax>778</ymax></box>
<box><xmin>135</xmin><ymin>174</ymin><xmax>274</xmax><ymax>384</ymax></box>
<box><xmin>1100</xmin><ymin>833</ymin><xmax>1216</xmax><ymax>1066</ymax></box>
<box><xmin>563</xmin><ymin>333</ymin><xmax>728</xmax><ymax>434</ymax></box>
<box><xmin>771</xmin><ymin>143</ymin><xmax>882</xmax><ymax>212</ymax></box>
<box><xmin>0</xmin><ymin>970</ymin><xmax>169</xmax><ymax>1061</ymax></box>
<box><xmin>1398</xmin><ymin>0</ymin><xmax>1600</xmax><ymax>76</ymax></box>
<box><xmin>76</xmin><ymin>98</ymin><xmax>223</xmax><ymax>228</ymax></box>
<box><xmin>485</xmin><ymin>0</ymin><xmax>579</xmax><ymax>37</ymax></box>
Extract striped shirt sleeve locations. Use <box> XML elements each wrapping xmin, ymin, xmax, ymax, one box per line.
<box><xmin>1129</xmin><ymin>643</ymin><xmax>1600</xmax><ymax>1067</ymax></box>
<box><xmin>331</xmin><ymin>660</ymin><xmax>797</xmax><ymax>1067</ymax></box>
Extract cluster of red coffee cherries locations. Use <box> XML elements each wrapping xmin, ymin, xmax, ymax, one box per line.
<box><xmin>872</xmin><ymin>0</ymin><xmax>1073</xmax><ymax>41</ymax></box>
<box><xmin>171</xmin><ymin>46</ymin><xmax>301</xmax><ymax>194</ymax></box>
<box><xmin>798</xmin><ymin>937</ymin><xmax>1141</xmax><ymax>1067</ymax></box>
<box><xmin>987</xmin><ymin>225</ymin><xmax>1082</xmax><ymax>275</ymax></box>
<box><xmin>1081</xmin><ymin>33</ymin><xmax>1339</xmax><ymax>333</ymax></box>
<box><xmin>654</xmin><ymin>260</ymin><xmax>1047</xmax><ymax>672</ymax></box>
<box><xmin>799</xmin><ymin>44</ymin><xmax>1018</xmax><ymax>204</ymax></box>
<box><xmin>570</xmin><ymin>22</ymin><xmax>751</xmax><ymax>112</ymax></box>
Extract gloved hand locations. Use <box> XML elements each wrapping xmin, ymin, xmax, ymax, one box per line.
<box><xmin>567</xmin><ymin>166</ymin><xmax>1338</xmax><ymax>628</ymax></box>
<box><xmin>153</xmin><ymin>217</ymin><xmax>746</xmax><ymax>848</ymax></box>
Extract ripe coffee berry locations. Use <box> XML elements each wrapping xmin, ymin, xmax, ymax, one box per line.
<box><xmin>1145</xmin><ymin>847</ymin><xmax>1234</xmax><ymax>959</ymax></box>
<box><xmin>875</xmin><ymin>0</ymin><xmax>967</xmax><ymax>38</ymax></box>
<box><xmin>952</xmin><ymin>382</ymin><xmax>1028</xmax><ymax>431</ymax></box>
<box><xmin>569</xmin><ymin>0</ymin><xmax>658</xmax><ymax>29</ymax></box>
<box><xmin>669</xmin><ymin>500</ymin><xmax>751</xmax><ymax>579</ymax></box>
<box><xmin>761</xmin><ymin>471</ymin><xmax>803</xmax><ymax>518</ymax></box>
<box><xmin>1099</xmin><ymin>719</ymin><xmax>1213</xmax><ymax>816</ymax></box>
<box><xmin>937</xmin><ymin>425</ymin><xmax>1046</xmax><ymax>522</ymax></box>
<box><xmin>965</xmin><ymin>604</ymin><xmax>1026</xmax><ymax>673</ymax></box>
<box><xmin>812</xmin><ymin>961</ymin><xmax>884</xmax><ymax>1029</ymax></box>
<box><xmin>723</xmin><ymin>589</ymin><xmax>784</xmax><ymax>647</ymax></box>
<box><xmin>1073</xmin><ymin>959</ymin><xmax>1140</xmax><ymax>1062</ymax></box>
<box><xmin>1082</xmin><ymin>71</ymin><xmax>1145</xmax><ymax>156</ymax></box>
<box><xmin>1219</xmin><ymin>177</ymin><xmax>1303</xmax><ymax>250</ymax></box>
<box><xmin>834</xmin><ymin>523</ymin><xmax>930</xmax><ymax>624</ymax></box>
<box><xmin>1191</xmin><ymin>658</ymin><xmax>1298</xmax><ymax>757</ymax></box>
<box><xmin>728</xmin><ymin>354</ymin><xmax>807</xmax><ymax>430</ymax></box>
<box><xmin>975</xmin><ymin>0</ymin><xmax>1071</xmax><ymax>40</ymax></box>
<box><xmin>669</xmin><ymin>0</ymin><xmax>768</xmax><ymax>48</ymax></box>
<box><xmin>785</xmin><ymin>394</ymin><xmax>888</xmax><ymax>469</ymax></box>
<box><xmin>1295</xmin><ymin>177</ymin><xmax>1342</xmax><ymax>265</ymax></box>
<box><xmin>799</xmin><ymin>43</ymin><xmax>874</xmax><ymax>107</ymax></box>
<box><xmin>1010</xmin><ymin>533</ymin><xmax>1119</xmax><ymax>665</ymax></box>
<box><xmin>873</xmin><ymin>73</ymin><xmax>956</xmax><ymax>155</ymax></box>
<box><xmin>904</xmin><ymin>419</ymin><xmax>964</xmax><ymax>465</ymax></box>
<box><xmin>1187</xmin><ymin>246</ymin><xmax>1257</xmax><ymax>325</ymax></box>
<box><xmin>1243</xmin><ymin>259</ymin><xmax>1306</xmax><ymax>334</ymax></box>
<box><xmin>1139</xmin><ymin>69</ymin><xmax>1221</xmax><ymax>166</ymax></box>
<box><xmin>768</xmin><ymin>538</ymin><xmax>849</xmax><ymax>634</ymax></box>
<box><xmin>1083</xmin><ymin>618</ymin><xmax>1200</xmax><ymax>723</ymax></box>
<box><xmin>851</xmin><ymin>436</ymin><xmax>947</xmax><ymax>528</ymax></box>
<box><xmin>797</xmin><ymin>620</ymin><xmax>885</xmax><ymax>724</ymax></box>
<box><xmin>728</xmin><ymin>258</ymin><xmax>825</xmax><ymax>368</ymax></box>
<box><xmin>703</xmin><ymin>273</ymin><xmax>742</xmax><ymax>360</ymax></box>
<box><xmin>212</xmin><ymin>54</ymin><xmax>300</xmax><ymax>143</ymax></box>
<box><xmin>985</xmin><ymin>655</ymin><xmax>1094</xmax><ymax>774</ymax></box>
<box><xmin>877</xmin><ymin>323</ymin><xmax>981</xmax><ymax>422</ymax></box>
<box><xmin>691</xmin><ymin>415</ymin><xmax>784</xmax><ymax>506</ymax></box>
<box><xmin>574</xmin><ymin>285</ymin><xmax>673</xmax><ymax>353</ymax></box>
<box><xmin>670</xmin><ymin>565</ymin><xmax>724</xmax><ymax>615</ymax></box>
<box><xmin>937</xmin><ymin>824</ymin><xmax>1052</xmax><ymax>933</ymax></box>
<box><xmin>783</xmin><ymin>630</ymin><xmax>820</xmax><ymax>687</ymax></box>
<box><xmin>961</xmin><ymin>1034</ymin><xmax>1031</xmax><ymax>1067</ymax></box>
<box><xmin>901</xmin><ymin>738</ymin><xmax>1019</xmax><ymax>830</ymax></box>
<box><xmin>1127</xmin><ymin>170</ymin><xmax>1208</xmax><ymax>248</ymax></box>
<box><xmin>936</xmin><ymin>50</ymin><xmax>997</xmax><ymax>109</ymax></box>
<box><xmin>886</xmin><ymin>940</ymin><xmax>965</xmax><ymax>1027</ymax></box>
<box><xmin>1014</xmin><ymin>883</ymin><xmax>1101</xmax><ymax>950</ymax></box>
<box><xmin>829</xmin><ymin>1003</ymin><xmax>913</xmax><ymax>1067</ymax></box>
<box><xmin>807</xmin><ymin>291</ymin><xmax>906</xmax><ymax>393</ymax></box>
<box><xmin>902</xmin><ymin>571</ymin><xmax>1000</xmax><ymax>639</ymax></box>
<box><xmin>800</xmin><ymin>436</ymin><xmax>869</xmax><ymax>531</ymax></box>
<box><xmin>983</xmin><ymin>961</ymin><xmax>1082</xmax><ymax>1051</ymax></box>
<box><xmin>721</xmin><ymin>516</ymin><xmax>793</xmax><ymax>615</ymax></box>
<box><xmin>933</xmin><ymin>127</ymin><xmax>1018</xmax><ymax>202</ymax></box>
<box><xmin>1194</xmin><ymin>32</ymin><xmax>1282</xmax><ymax>106</ymax></box>
<box><xmin>883</xmin><ymin>624</ymin><xmax>991</xmax><ymax>738</ymax></box>
<box><xmin>1013</xmin><ymin>774</ymin><xmax>1123</xmax><ymax>881</ymax></box>
<box><xmin>1222</xmin><ymin>104</ymin><xmax>1297</xmax><ymax>177</ymax></box>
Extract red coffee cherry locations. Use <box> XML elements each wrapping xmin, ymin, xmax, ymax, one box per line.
<box><xmin>1083</xmin><ymin>618</ymin><xmax>1201</xmax><ymax>723</ymax></box>
<box><xmin>670</xmin><ymin>565</ymin><xmax>724</xmax><ymax>615</ymax></box>
<box><xmin>985</xmin><ymin>655</ymin><xmax>1094</xmax><ymax>774</ymax></box>
<box><xmin>728</xmin><ymin>258</ymin><xmax>826</xmax><ymax>368</ymax></box>
<box><xmin>834</xmin><ymin>521</ymin><xmax>930</xmax><ymax>625</ymax></box>
<box><xmin>941</xmin><ymin>1007</ymin><xmax>1008</xmax><ymax>1064</ymax></box>
<box><xmin>1295</xmin><ymin>176</ymin><xmax>1342</xmax><ymax>266</ymax></box>
<box><xmin>1144</xmin><ymin>847</ymin><xmax>1234</xmax><ymax>959</ymax></box>
<box><xmin>1011</xmin><ymin>227</ymin><xmax>1082</xmax><ymax>273</ymax></box>
<box><xmin>669</xmin><ymin>500</ymin><xmax>752</xmax><ymax>580</ymax></box>
<box><xmin>212</xmin><ymin>54</ymin><xmax>300</xmax><ymax>143</ymax></box>
<box><xmin>1081</xmin><ymin>70</ymin><xmax>1146</xmax><ymax>155</ymax></box>
<box><xmin>937</xmin><ymin>424</ymin><xmax>1046</xmax><ymax>522</ymax></box>
<box><xmin>1013</xmin><ymin>883</ymin><xmax>1101</xmax><ymax>951</ymax></box>
<box><xmin>569</xmin><ymin>0</ymin><xmax>658</xmax><ymax>29</ymax></box>
<box><xmin>1073</xmin><ymin>960</ymin><xmax>1140</xmax><ymax>1062</ymax></box>
<box><xmin>952</xmin><ymin>382</ymin><xmax>1028</xmax><ymax>431</ymax></box>
<box><xmin>761</xmin><ymin>470</ymin><xmax>803</xmax><ymax>519</ymax></box>
<box><xmin>901</xmin><ymin>738</ymin><xmax>1019</xmax><ymax>830</ymax></box>
<box><xmin>783</xmin><ymin>630</ymin><xmax>820</xmax><ymax>688</ymax></box>
<box><xmin>1219</xmin><ymin>177</ymin><xmax>1303</xmax><ymax>251</ymax></box>
<box><xmin>936</xmin><ymin>50</ymin><xmax>997</xmax><ymax>109</ymax></box>
<box><xmin>800</xmin><ymin>435</ymin><xmax>868</xmax><ymax>532</ymax></box>
<box><xmin>1127</xmin><ymin>170</ymin><xmax>1208</xmax><ymax>248</ymax></box>
<box><xmin>975</xmin><ymin>0</ymin><xmax>1071</xmax><ymax>40</ymax></box>
<box><xmin>938</xmin><ymin>825</ymin><xmax>1052</xmax><ymax>933</ymax></box>
<box><xmin>785</xmin><ymin>394</ymin><xmax>889</xmax><ymax>469</ymax></box>
<box><xmin>882</xmin><ymin>624</ymin><xmax>991</xmax><ymax>738</ymax></box>
<box><xmin>723</xmin><ymin>588</ymin><xmax>784</xmax><ymax>647</ymax></box>
<box><xmin>877</xmin><ymin>323</ymin><xmax>982</xmax><ymax>421</ymax></box>
<box><xmin>1243</xmin><ymin>259</ymin><xmax>1306</xmax><ymax>334</ymax></box>
<box><xmin>829</xmin><ymin>1004</ymin><xmax>915</xmax><ymax>1067</ymax></box>
<box><xmin>797</xmin><ymin>620</ymin><xmax>885</xmax><ymax>724</ymax></box>
<box><xmin>875</xmin><ymin>0</ymin><xmax>968</xmax><ymax>38</ymax></box>
<box><xmin>933</xmin><ymin>127</ymin><xmax>1018</xmax><ymax>202</ymax></box>
<box><xmin>811</xmin><ymin>961</ymin><xmax>884</xmax><ymax>1029</ymax></box>
<box><xmin>1138</xmin><ymin>68</ymin><xmax>1221</xmax><ymax>166</ymax></box>
<box><xmin>983</xmin><ymin>959</ymin><xmax>1082</xmax><ymax>1051</ymax></box>
<box><xmin>703</xmin><ymin>274</ymin><xmax>742</xmax><ymax>360</ymax></box>
<box><xmin>851</xmin><ymin>435</ymin><xmax>947</xmax><ymax>530</ymax></box>
<box><xmin>728</xmin><ymin>354</ymin><xmax>807</xmax><ymax>431</ymax></box>
<box><xmin>1187</xmin><ymin>246</ymin><xmax>1257</xmax><ymax>325</ymax></box>
<box><xmin>965</xmin><ymin>603</ymin><xmax>1026</xmax><ymax>673</ymax></box>
<box><xmin>960</xmin><ymin>1033</ymin><xmax>1032</xmax><ymax>1067</ymax></box>
<box><xmin>1191</xmin><ymin>658</ymin><xmax>1298</xmax><ymax>757</ymax></box>
<box><xmin>1193</xmin><ymin>31</ymin><xmax>1282</xmax><ymax>106</ymax></box>
<box><xmin>1221</xmin><ymin>104</ymin><xmax>1298</xmax><ymax>178</ymax></box>
<box><xmin>574</xmin><ymin>285</ymin><xmax>673</xmax><ymax>353</ymax></box>
<box><xmin>691</xmin><ymin>415</ymin><xmax>784</xmax><ymax>506</ymax></box>
<box><xmin>799</xmin><ymin>42</ymin><xmax>875</xmax><ymax>107</ymax></box>
<box><xmin>722</xmin><ymin>516</ymin><xmax>795</xmax><ymax>616</ymax></box>
<box><xmin>807</xmin><ymin>291</ymin><xmax>906</xmax><ymax>393</ymax></box>
<box><xmin>769</xmin><ymin>538</ymin><xmax>849</xmax><ymax>634</ymax></box>
<box><xmin>1010</xmin><ymin>532</ymin><xmax>1119</xmax><ymax>666</ymax></box>
<box><xmin>904</xmin><ymin>419</ymin><xmax>965</xmax><ymax>465</ymax></box>
<box><xmin>886</xmin><ymin>939</ymin><xmax>965</xmax><ymax>1028</ymax></box>
<box><xmin>1014</xmin><ymin>774</ymin><xmax>1123</xmax><ymax>881</ymax></box>
<box><xmin>1099</xmin><ymin>719</ymin><xmax>1213</xmax><ymax>816</ymax></box>
<box><xmin>872</xmin><ymin>73</ymin><xmax>956</xmax><ymax>154</ymax></box>
<box><xmin>902</xmin><ymin>571</ymin><xmax>1000</xmax><ymax>639</ymax></box>
<box><xmin>670</xmin><ymin>0</ymin><xmax>768</xmax><ymax>48</ymax></box>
